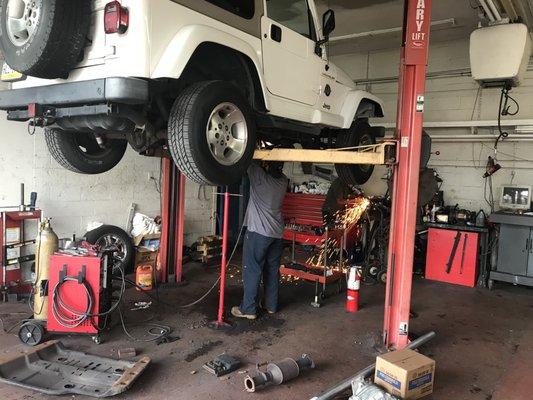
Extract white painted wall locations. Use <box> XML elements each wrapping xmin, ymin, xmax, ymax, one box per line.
<box><xmin>326</xmin><ymin>38</ymin><xmax>533</xmax><ymax>212</ymax></box>
<box><xmin>0</xmin><ymin>115</ymin><xmax>214</xmax><ymax>244</ymax></box>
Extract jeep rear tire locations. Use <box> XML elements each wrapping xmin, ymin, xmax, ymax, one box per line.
<box><xmin>335</xmin><ymin>121</ymin><xmax>376</xmax><ymax>185</ymax></box>
<box><xmin>168</xmin><ymin>81</ymin><xmax>256</xmax><ymax>186</ymax></box>
<box><xmin>45</xmin><ymin>129</ymin><xmax>128</xmax><ymax>174</ymax></box>
<box><xmin>0</xmin><ymin>0</ymin><xmax>90</xmax><ymax>79</ymax></box>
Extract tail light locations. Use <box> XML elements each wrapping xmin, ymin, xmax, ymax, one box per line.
<box><xmin>104</xmin><ymin>1</ymin><xmax>129</xmax><ymax>34</ymax></box>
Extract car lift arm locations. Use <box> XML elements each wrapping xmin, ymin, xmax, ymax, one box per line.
<box><xmin>383</xmin><ymin>0</ymin><xmax>432</xmax><ymax>349</ymax></box>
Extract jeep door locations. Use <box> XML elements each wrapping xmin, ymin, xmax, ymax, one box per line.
<box><xmin>261</xmin><ymin>0</ymin><xmax>323</xmax><ymax>107</ymax></box>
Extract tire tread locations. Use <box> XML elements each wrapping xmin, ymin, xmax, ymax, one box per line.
<box><xmin>168</xmin><ymin>82</ymin><xmax>213</xmax><ymax>185</ymax></box>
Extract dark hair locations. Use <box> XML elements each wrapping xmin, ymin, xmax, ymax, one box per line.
<box><xmin>266</xmin><ymin>161</ymin><xmax>284</xmax><ymax>178</ymax></box>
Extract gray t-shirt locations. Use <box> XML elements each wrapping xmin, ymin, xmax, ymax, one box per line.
<box><xmin>244</xmin><ymin>163</ymin><xmax>288</xmax><ymax>239</ymax></box>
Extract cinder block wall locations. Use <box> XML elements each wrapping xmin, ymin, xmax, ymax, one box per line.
<box><xmin>0</xmin><ymin>115</ymin><xmax>214</xmax><ymax>244</ymax></box>
<box><xmin>329</xmin><ymin>38</ymin><xmax>533</xmax><ymax>212</ymax></box>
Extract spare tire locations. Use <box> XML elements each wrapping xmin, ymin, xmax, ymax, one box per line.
<box><xmin>0</xmin><ymin>0</ymin><xmax>91</xmax><ymax>79</ymax></box>
<box><xmin>84</xmin><ymin>225</ymin><xmax>135</xmax><ymax>274</ymax></box>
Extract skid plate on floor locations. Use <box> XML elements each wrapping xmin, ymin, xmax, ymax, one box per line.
<box><xmin>0</xmin><ymin>340</ymin><xmax>150</xmax><ymax>397</ymax></box>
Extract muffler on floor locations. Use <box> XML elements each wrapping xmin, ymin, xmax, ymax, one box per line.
<box><xmin>244</xmin><ymin>354</ymin><xmax>315</xmax><ymax>393</ymax></box>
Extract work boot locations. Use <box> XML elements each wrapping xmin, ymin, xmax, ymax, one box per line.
<box><xmin>231</xmin><ymin>306</ymin><xmax>257</xmax><ymax>320</ymax></box>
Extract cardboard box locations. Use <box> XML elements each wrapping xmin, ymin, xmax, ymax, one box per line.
<box><xmin>133</xmin><ymin>232</ymin><xmax>161</xmax><ymax>247</ymax></box>
<box><xmin>134</xmin><ymin>247</ymin><xmax>159</xmax><ymax>269</ymax></box>
<box><xmin>374</xmin><ymin>349</ymin><xmax>435</xmax><ymax>399</ymax></box>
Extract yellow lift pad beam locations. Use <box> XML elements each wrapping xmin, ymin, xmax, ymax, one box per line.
<box><xmin>253</xmin><ymin>141</ymin><xmax>397</xmax><ymax>165</ymax></box>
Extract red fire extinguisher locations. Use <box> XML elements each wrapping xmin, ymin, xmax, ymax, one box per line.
<box><xmin>346</xmin><ymin>266</ymin><xmax>361</xmax><ymax>313</ymax></box>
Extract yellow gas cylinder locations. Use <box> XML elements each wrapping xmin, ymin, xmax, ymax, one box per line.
<box><xmin>34</xmin><ymin>219</ymin><xmax>59</xmax><ymax>321</ymax></box>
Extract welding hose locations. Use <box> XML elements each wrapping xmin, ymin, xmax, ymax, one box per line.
<box><xmin>310</xmin><ymin>331</ymin><xmax>436</xmax><ymax>400</ymax></box>
<box><xmin>51</xmin><ymin>277</ymin><xmax>94</xmax><ymax>329</ymax></box>
<box><xmin>52</xmin><ymin>262</ymin><xmax>126</xmax><ymax>329</ymax></box>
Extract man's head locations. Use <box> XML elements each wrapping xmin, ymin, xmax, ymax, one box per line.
<box><xmin>262</xmin><ymin>161</ymin><xmax>285</xmax><ymax>179</ymax></box>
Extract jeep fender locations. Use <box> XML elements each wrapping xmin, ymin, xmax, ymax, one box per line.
<box><xmin>152</xmin><ymin>25</ymin><xmax>269</xmax><ymax>109</ymax></box>
<box><xmin>340</xmin><ymin>90</ymin><xmax>385</xmax><ymax>129</ymax></box>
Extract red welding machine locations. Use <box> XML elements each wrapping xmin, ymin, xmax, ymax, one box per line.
<box><xmin>47</xmin><ymin>253</ymin><xmax>112</xmax><ymax>341</ymax></box>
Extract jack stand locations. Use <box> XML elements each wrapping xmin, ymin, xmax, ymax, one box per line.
<box><xmin>211</xmin><ymin>188</ymin><xmax>232</xmax><ymax>329</ymax></box>
<box><xmin>208</xmin><ymin>320</ymin><xmax>233</xmax><ymax>331</ymax></box>
<box><xmin>310</xmin><ymin>280</ymin><xmax>321</xmax><ymax>308</ymax></box>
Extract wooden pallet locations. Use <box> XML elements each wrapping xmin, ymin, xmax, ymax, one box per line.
<box><xmin>194</xmin><ymin>235</ymin><xmax>222</xmax><ymax>265</ymax></box>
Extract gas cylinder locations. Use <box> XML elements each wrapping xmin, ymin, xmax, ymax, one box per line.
<box><xmin>34</xmin><ymin>219</ymin><xmax>59</xmax><ymax>320</ymax></box>
<box><xmin>136</xmin><ymin>265</ymin><xmax>153</xmax><ymax>291</ymax></box>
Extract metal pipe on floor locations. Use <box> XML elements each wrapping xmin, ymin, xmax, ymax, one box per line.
<box><xmin>309</xmin><ymin>331</ymin><xmax>436</xmax><ymax>400</ymax></box>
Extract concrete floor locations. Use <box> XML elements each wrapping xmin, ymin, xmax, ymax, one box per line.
<box><xmin>0</xmin><ymin>262</ymin><xmax>532</xmax><ymax>400</ymax></box>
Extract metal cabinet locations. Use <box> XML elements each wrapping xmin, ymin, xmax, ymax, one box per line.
<box><xmin>490</xmin><ymin>213</ymin><xmax>533</xmax><ymax>287</ymax></box>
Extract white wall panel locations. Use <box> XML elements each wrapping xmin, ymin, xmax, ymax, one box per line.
<box><xmin>0</xmin><ymin>114</ymin><xmax>213</xmax><ymax>244</ymax></box>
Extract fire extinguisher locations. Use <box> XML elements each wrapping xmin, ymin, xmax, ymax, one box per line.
<box><xmin>346</xmin><ymin>266</ymin><xmax>361</xmax><ymax>313</ymax></box>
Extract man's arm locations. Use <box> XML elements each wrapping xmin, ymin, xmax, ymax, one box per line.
<box><xmin>247</xmin><ymin>161</ymin><xmax>268</xmax><ymax>182</ymax></box>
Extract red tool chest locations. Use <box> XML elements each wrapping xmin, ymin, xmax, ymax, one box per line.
<box><xmin>425</xmin><ymin>227</ymin><xmax>479</xmax><ymax>287</ymax></box>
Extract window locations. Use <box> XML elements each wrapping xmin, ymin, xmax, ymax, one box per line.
<box><xmin>205</xmin><ymin>0</ymin><xmax>255</xmax><ymax>19</ymax></box>
<box><xmin>266</xmin><ymin>0</ymin><xmax>315</xmax><ymax>39</ymax></box>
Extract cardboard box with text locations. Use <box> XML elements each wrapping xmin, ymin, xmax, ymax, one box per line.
<box><xmin>374</xmin><ymin>349</ymin><xmax>435</xmax><ymax>399</ymax></box>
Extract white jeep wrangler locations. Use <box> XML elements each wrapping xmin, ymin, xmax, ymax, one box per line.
<box><xmin>0</xmin><ymin>0</ymin><xmax>384</xmax><ymax>186</ymax></box>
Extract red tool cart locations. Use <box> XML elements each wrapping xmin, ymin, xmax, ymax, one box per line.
<box><xmin>0</xmin><ymin>209</ymin><xmax>41</xmax><ymax>301</ymax></box>
<box><xmin>425</xmin><ymin>223</ymin><xmax>489</xmax><ymax>288</ymax></box>
<box><xmin>280</xmin><ymin>193</ymin><xmax>362</xmax><ymax>304</ymax></box>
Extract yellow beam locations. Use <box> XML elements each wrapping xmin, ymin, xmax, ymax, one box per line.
<box><xmin>253</xmin><ymin>142</ymin><xmax>396</xmax><ymax>165</ymax></box>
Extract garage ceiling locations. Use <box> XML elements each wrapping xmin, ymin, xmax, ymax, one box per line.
<box><xmin>321</xmin><ymin>0</ymin><xmax>481</xmax><ymax>55</ymax></box>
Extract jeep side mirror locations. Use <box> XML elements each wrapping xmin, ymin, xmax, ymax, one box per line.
<box><xmin>322</xmin><ymin>9</ymin><xmax>336</xmax><ymax>39</ymax></box>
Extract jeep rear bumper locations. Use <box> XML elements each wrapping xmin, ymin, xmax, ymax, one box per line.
<box><xmin>0</xmin><ymin>77</ymin><xmax>149</xmax><ymax>121</ymax></box>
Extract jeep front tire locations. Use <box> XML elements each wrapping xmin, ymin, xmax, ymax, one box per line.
<box><xmin>168</xmin><ymin>81</ymin><xmax>256</xmax><ymax>186</ymax></box>
<box><xmin>335</xmin><ymin>121</ymin><xmax>376</xmax><ymax>185</ymax></box>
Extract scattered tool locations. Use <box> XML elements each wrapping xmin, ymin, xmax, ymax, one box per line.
<box><xmin>131</xmin><ymin>301</ymin><xmax>152</xmax><ymax>311</ymax></box>
<box><xmin>118</xmin><ymin>347</ymin><xmax>137</xmax><ymax>360</ymax></box>
<box><xmin>156</xmin><ymin>334</ymin><xmax>180</xmax><ymax>346</ymax></box>
<box><xmin>445</xmin><ymin>231</ymin><xmax>462</xmax><ymax>274</ymax></box>
<box><xmin>203</xmin><ymin>354</ymin><xmax>241</xmax><ymax>377</ymax></box>
<box><xmin>244</xmin><ymin>354</ymin><xmax>315</xmax><ymax>392</ymax></box>
<box><xmin>459</xmin><ymin>234</ymin><xmax>468</xmax><ymax>275</ymax></box>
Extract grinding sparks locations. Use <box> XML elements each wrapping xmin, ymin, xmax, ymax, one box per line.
<box><xmin>334</xmin><ymin>197</ymin><xmax>371</xmax><ymax>230</ymax></box>
<box><xmin>306</xmin><ymin>197</ymin><xmax>371</xmax><ymax>270</ymax></box>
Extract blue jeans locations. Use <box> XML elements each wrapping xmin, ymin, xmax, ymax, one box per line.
<box><xmin>240</xmin><ymin>231</ymin><xmax>283</xmax><ymax>315</ymax></box>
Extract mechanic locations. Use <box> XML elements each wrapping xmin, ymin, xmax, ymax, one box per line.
<box><xmin>231</xmin><ymin>161</ymin><xmax>289</xmax><ymax>320</ymax></box>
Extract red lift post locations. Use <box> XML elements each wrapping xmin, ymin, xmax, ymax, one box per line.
<box><xmin>383</xmin><ymin>0</ymin><xmax>432</xmax><ymax>349</ymax></box>
<box><xmin>159</xmin><ymin>158</ymin><xmax>186</xmax><ymax>284</ymax></box>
